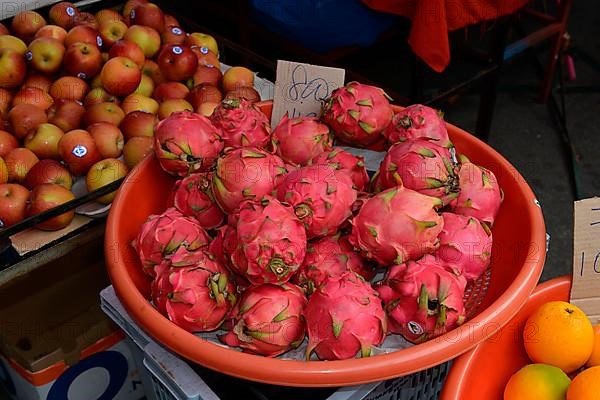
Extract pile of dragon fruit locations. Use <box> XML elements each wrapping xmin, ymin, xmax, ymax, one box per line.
<box><xmin>132</xmin><ymin>81</ymin><xmax>503</xmax><ymax>360</ymax></box>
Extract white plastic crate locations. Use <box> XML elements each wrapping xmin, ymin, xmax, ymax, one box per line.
<box><xmin>100</xmin><ymin>286</ymin><xmax>449</xmax><ymax>400</ymax></box>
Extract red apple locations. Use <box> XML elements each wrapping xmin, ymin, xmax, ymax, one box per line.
<box><xmin>130</xmin><ymin>3</ymin><xmax>164</xmax><ymax>33</ymax></box>
<box><xmin>185</xmin><ymin>32</ymin><xmax>218</xmax><ymax>56</ymax></box>
<box><xmin>98</xmin><ymin>19</ymin><xmax>128</xmax><ymax>47</ymax></box>
<box><xmin>161</xmin><ymin>25</ymin><xmax>185</xmax><ymax>45</ymax></box>
<box><xmin>49</xmin><ymin>2</ymin><xmax>79</xmax><ymax>30</ymax></box>
<box><xmin>188</xmin><ymin>64</ymin><xmax>222</xmax><ymax>88</ymax></box>
<box><xmin>12</xmin><ymin>87</ymin><xmax>54</xmax><ymax>110</ymax></box>
<box><xmin>27</xmin><ymin>37</ymin><xmax>65</xmax><ymax>75</ymax></box>
<box><xmin>163</xmin><ymin>15</ymin><xmax>180</xmax><ymax>27</ymax></box>
<box><xmin>157</xmin><ymin>44</ymin><xmax>198</xmax><ymax>82</ymax></box>
<box><xmin>50</xmin><ymin>76</ymin><xmax>89</xmax><ymax>101</ymax></box>
<box><xmin>24</xmin><ymin>159</ymin><xmax>72</xmax><ymax>189</ymax></box>
<box><xmin>86</xmin><ymin>158</ymin><xmax>128</xmax><ymax>204</ymax></box>
<box><xmin>197</xmin><ymin>101</ymin><xmax>218</xmax><ymax>117</ymax></box>
<box><xmin>187</xmin><ymin>83</ymin><xmax>223</xmax><ymax>109</ymax></box>
<box><xmin>225</xmin><ymin>86</ymin><xmax>262</xmax><ymax>103</ymax></box>
<box><xmin>12</xmin><ymin>11</ymin><xmax>46</xmax><ymax>43</ymax></box>
<box><xmin>88</xmin><ymin>122</ymin><xmax>124</xmax><ymax>158</ymax></box>
<box><xmin>34</xmin><ymin>25</ymin><xmax>68</xmax><ymax>42</ymax></box>
<box><xmin>64</xmin><ymin>41</ymin><xmax>103</xmax><ymax>79</ymax></box>
<box><xmin>134</xmin><ymin>74</ymin><xmax>155</xmax><ymax>97</ymax></box>
<box><xmin>119</xmin><ymin>111</ymin><xmax>156</xmax><ymax>139</ymax></box>
<box><xmin>0</xmin><ymin>48</ymin><xmax>26</xmax><ymax>89</ymax></box>
<box><xmin>123</xmin><ymin>0</ymin><xmax>149</xmax><ymax>17</ymax></box>
<box><xmin>153</xmin><ymin>81</ymin><xmax>189</xmax><ymax>102</ymax></box>
<box><xmin>124</xmin><ymin>25</ymin><xmax>160</xmax><ymax>58</ymax></box>
<box><xmin>0</xmin><ymin>130</ymin><xmax>19</xmax><ymax>157</ymax></box>
<box><xmin>222</xmin><ymin>66</ymin><xmax>255</xmax><ymax>93</ymax></box>
<box><xmin>96</xmin><ymin>9</ymin><xmax>124</xmax><ymax>25</ymax></box>
<box><xmin>123</xmin><ymin>136</ymin><xmax>153</xmax><ymax>169</ymax></box>
<box><xmin>72</xmin><ymin>13</ymin><xmax>99</xmax><ymax>30</ymax></box>
<box><xmin>84</xmin><ymin>87</ymin><xmax>119</xmax><ymax>108</ymax></box>
<box><xmin>0</xmin><ymin>23</ymin><xmax>8</xmax><ymax>35</ymax></box>
<box><xmin>0</xmin><ymin>183</ymin><xmax>29</xmax><ymax>227</ymax></box>
<box><xmin>101</xmin><ymin>56</ymin><xmax>142</xmax><ymax>96</ymax></box>
<box><xmin>27</xmin><ymin>183</ymin><xmax>75</xmax><ymax>230</ymax></box>
<box><xmin>0</xmin><ymin>35</ymin><xmax>27</xmax><ymax>55</ymax></box>
<box><xmin>84</xmin><ymin>102</ymin><xmax>125</xmax><ymax>126</ymax></box>
<box><xmin>48</xmin><ymin>99</ymin><xmax>85</xmax><ymax>132</ymax></box>
<box><xmin>5</xmin><ymin>148</ymin><xmax>39</xmax><ymax>183</ymax></box>
<box><xmin>24</xmin><ymin>123</ymin><xmax>65</xmax><ymax>160</ymax></box>
<box><xmin>142</xmin><ymin>59</ymin><xmax>165</xmax><ymax>85</ymax></box>
<box><xmin>22</xmin><ymin>73</ymin><xmax>53</xmax><ymax>92</ymax></box>
<box><xmin>65</xmin><ymin>25</ymin><xmax>101</xmax><ymax>48</ymax></box>
<box><xmin>8</xmin><ymin>104</ymin><xmax>48</xmax><ymax>140</ymax></box>
<box><xmin>158</xmin><ymin>98</ymin><xmax>193</xmax><ymax>120</ymax></box>
<box><xmin>121</xmin><ymin>93</ymin><xmax>159</xmax><ymax>115</ymax></box>
<box><xmin>108</xmin><ymin>39</ymin><xmax>145</xmax><ymax>68</ymax></box>
<box><xmin>58</xmin><ymin>129</ymin><xmax>101</xmax><ymax>176</ymax></box>
<box><xmin>190</xmin><ymin>46</ymin><xmax>220</xmax><ymax>69</ymax></box>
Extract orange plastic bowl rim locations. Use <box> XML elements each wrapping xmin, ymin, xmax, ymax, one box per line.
<box><xmin>105</xmin><ymin>102</ymin><xmax>547</xmax><ymax>387</ymax></box>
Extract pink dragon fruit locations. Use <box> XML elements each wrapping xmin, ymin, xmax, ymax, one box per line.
<box><xmin>293</xmin><ymin>233</ymin><xmax>375</xmax><ymax>293</ymax></box>
<box><xmin>322</xmin><ymin>81</ymin><xmax>394</xmax><ymax>147</ymax></box>
<box><xmin>451</xmin><ymin>156</ymin><xmax>503</xmax><ymax>226</ymax></box>
<box><xmin>434</xmin><ymin>212</ymin><xmax>493</xmax><ymax>281</ymax></box>
<box><xmin>305</xmin><ymin>271</ymin><xmax>387</xmax><ymax>360</ymax></box>
<box><xmin>219</xmin><ymin>283</ymin><xmax>307</xmax><ymax>357</ymax></box>
<box><xmin>377</xmin><ymin>255</ymin><xmax>466</xmax><ymax>343</ymax></box>
<box><xmin>276</xmin><ymin>165</ymin><xmax>357</xmax><ymax>239</ymax></box>
<box><xmin>349</xmin><ymin>185</ymin><xmax>443</xmax><ymax>265</ymax></box>
<box><xmin>212</xmin><ymin>147</ymin><xmax>287</xmax><ymax>214</ymax></box>
<box><xmin>227</xmin><ymin>196</ymin><xmax>307</xmax><ymax>285</ymax></box>
<box><xmin>383</xmin><ymin>104</ymin><xmax>452</xmax><ymax>148</ymax></box>
<box><xmin>134</xmin><ymin>208</ymin><xmax>211</xmax><ymax>277</ymax></box>
<box><xmin>376</xmin><ymin>139</ymin><xmax>459</xmax><ymax>205</ymax></box>
<box><xmin>271</xmin><ymin>114</ymin><xmax>333</xmax><ymax>166</ymax></box>
<box><xmin>312</xmin><ymin>148</ymin><xmax>370</xmax><ymax>191</ymax></box>
<box><xmin>167</xmin><ymin>173</ymin><xmax>225</xmax><ymax>229</ymax></box>
<box><xmin>151</xmin><ymin>250</ymin><xmax>237</xmax><ymax>332</ymax></box>
<box><xmin>154</xmin><ymin>111</ymin><xmax>224</xmax><ymax>177</ymax></box>
<box><xmin>209</xmin><ymin>98</ymin><xmax>271</xmax><ymax>149</ymax></box>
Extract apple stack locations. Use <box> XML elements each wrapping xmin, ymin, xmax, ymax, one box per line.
<box><xmin>0</xmin><ymin>0</ymin><xmax>259</xmax><ymax>231</ymax></box>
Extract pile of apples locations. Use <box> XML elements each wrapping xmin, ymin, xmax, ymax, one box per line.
<box><xmin>0</xmin><ymin>0</ymin><xmax>258</xmax><ymax>231</ymax></box>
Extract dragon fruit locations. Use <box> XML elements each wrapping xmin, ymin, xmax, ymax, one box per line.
<box><xmin>434</xmin><ymin>212</ymin><xmax>493</xmax><ymax>281</ymax></box>
<box><xmin>322</xmin><ymin>81</ymin><xmax>393</xmax><ymax>147</ymax></box>
<box><xmin>293</xmin><ymin>233</ymin><xmax>375</xmax><ymax>294</ymax></box>
<box><xmin>349</xmin><ymin>185</ymin><xmax>443</xmax><ymax>265</ymax></box>
<box><xmin>276</xmin><ymin>165</ymin><xmax>357</xmax><ymax>239</ymax></box>
<box><xmin>377</xmin><ymin>255</ymin><xmax>466</xmax><ymax>343</ymax></box>
<box><xmin>312</xmin><ymin>148</ymin><xmax>370</xmax><ymax>191</ymax></box>
<box><xmin>134</xmin><ymin>208</ymin><xmax>211</xmax><ymax>277</ymax></box>
<box><xmin>154</xmin><ymin>111</ymin><xmax>224</xmax><ymax>177</ymax></box>
<box><xmin>383</xmin><ymin>104</ymin><xmax>452</xmax><ymax>148</ymax></box>
<box><xmin>227</xmin><ymin>196</ymin><xmax>307</xmax><ymax>285</ymax></box>
<box><xmin>151</xmin><ymin>250</ymin><xmax>237</xmax><ymax>332</ymax></box>
<box><xmin>212</xmin><ymin>147</ymin><xmax>287</xmax><ymax>214</ymax></box>
<box><xmin>271</xmin><ymin>114</ymin><xmax>333</xmax><ymax>166</ymax></box>
<box><xmin>219</xmin><ymin>283</ymin><xmax>307</xmax><ymax>357</ymax></box>
<box><xmin>451</xmin><ymin>156</ymin><xmax>503</xmax><ymax>226</ymax></box>
<box><xmin>209</xmin><ymin>98</ymin><xmax>271</xmax><ymax>149</ymax></box>
<box><xmin>305</xmin><ymin>271</ymin><xmax>387</xmax><ymax>360</ymax></box>
<box><xmin>376</xmin><ymin>139</ymin><xmax>459</xmax><ymax>205</ymax></box>
<box><xmin>167</xmin><ymin>173</ymin><xmax>225</xmax><ymax>229</ymax></box>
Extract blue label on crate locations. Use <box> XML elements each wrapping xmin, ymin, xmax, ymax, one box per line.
<box><xmin>47</xmin><ymin>351</ymin><xmax>128</xmax><ymax>400</ymax></box>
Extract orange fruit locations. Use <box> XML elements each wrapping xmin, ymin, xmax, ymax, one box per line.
<box><xmin>523</xmin><ymin>301</ymin><xmax>594</xmax><ymax>373</ymax></box>
<box><xmin>504</xmin><ymin>363</ymin><xmax>571</xmax><ymax>400</ymax></box>
<box><xmin>586</xmin><ymin>325</ymin><xmax>600</xmax><ymax>367</ymax></box>
<box><xmin>567</xmin><ymin>365</ymin><xmax>600</xmax><ymax>400</ymax></box>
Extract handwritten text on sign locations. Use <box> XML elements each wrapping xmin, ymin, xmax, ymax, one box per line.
<box><xmin>570</xmin><ymin>197</ymin><xmax>600</xmax><ymax>323</ymax></box>
<box><xmin>271</xmin><ymin>60</ymin><xmax>345</xmax><ymax>127</ymax></box>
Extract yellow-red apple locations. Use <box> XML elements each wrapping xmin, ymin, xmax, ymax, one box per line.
<box><xmin>27</xmin><ymin>183</ymin><xmax>75</xmax><ymax>230</ymax></box>
<box><xmin>24</xmin><ymin>159</ymin><xmax>72</xmax><ymax>189</ymax></box>
<box><xmin>27</xmin><ymin>37</ymin><xmax>65</xmax><ymax>75</ymax></box>
<box><xmin>222</xmin><ymin>66</ymin><xmax>255</xmax><ymax>93</ymax></box>
<box><xmin>48</xmin><ymin>99</ymin><xmax>85</xmax><ymax>132</ymax></box>
<box><xmin>64</xmin><ymin>41</ymin><xmax>103</xmax><ymax>79</ymax></box>
<box><xmin>124</xmin><ymin>25</ymin><xmax>160</xmax><ymax>58</ymax></box>
<box><xmin>84</xmin><ymin>102</ymin><xmax>125</xmax><ymax>126</ymax></box>
<box><xmin>157</xmin><ymin>44</ymin><xmax>197</xmax><ymax>82</ymax></box>
<box><xmin>83</xmin><ymin>87</ymin><xmax>119</xmax><ymax>108</ymax></box>
<box><xmin>12</xmin><ymin>87</ymin><xmax>54</xmax><ymax>110</ymax></box>
<box><xmin>119</xmin><ymin>111</ymin><xmax>156</xmax><ymax>139</ymax></box>
<box><xmin>11</xmin><ymin>11</ymin><xmax>46</xmax><ymax>43</ymax></box>
<box><xmin>0</xmin><ymin>130</ymin><xmax>19</xmax><ymax>157</ymax></box>
<box><xmin>158</xmin><ymin>98</ymin><xmax>193</xmax><ymax>120</ymax></box>
<box><xmin>101</xmin><ymin>56</ymin><xmax>141</xmax><ymax>96</ymax></box>
<box><xmin>86</xmin><ymin>158</ymin><xmax>128</xmax><ymax>204</ymax></box>
<box><xmin>50</xmin><ymin>76</ymin><xmax>89</xmax><ymax>101</ymax></box>
<box><xmin>0</xmin><ymin>48</ymin><xmax>26</xmax><ymax>89</ymax></box>
<box><xmin>49</xmin><ymin>2</ymin><xmax>79</xmax><ymax>30</ymax></box>
<box><xmin>0</xmin><ymin>35</ymin><xmax>27</xmax><ymax>55</ymax></box>
<box><xmin>5</xmin><ymin>148</ymin><xmax>39</xmax><ymax>183</ymax></box>
<box><xmin>121</xmin><ymin>93</ymin><xmax>159</xmax><ymax>114</ymax></box>
<box><xmin>123</xmin><ymin>136</ymin><xmax>153</xmax><ymax>169</ymax></box>
<box><xmin>0</xmin><ymin>183</ymin><xmax>29</xmax><ymax>227</ymax></box>
<box><xmin>24</xmin><ymin>123</ymin><xmax>64</xmax><ymax>159</ymax></box>
<box><xmin>22</xmin><ymin>73</ymin><xmax>53</xmax><ymax>92</ymax></box>
<box><xmin>98</xmin><ymin>19</ymin><xmax>128</xmax><ymax>47</ymax></box>
<box><xmin>8</xmin><ymin>104</ymin><xmax>48</xmax><ymax>140</ymax></box>
<box><xmin>185</xmin><ymin>32</ymin><xmax>218</xmax><ymax>56</ymax></box>
<box><xmin>58</xmin><ymin>129</ymin><xmax>101</xmax><ymax>176</ymax></box>
<box><xmin>34</xmin><ymin>25</ymin><xmax>67</xmax><ymax>42</ymax></box>
<box><xmin>108</xmin><ymin>39</ymin><xmax>145</xmax><ymax>68</ymax></box>
<box><xmin>88</xmin><ymin>122</ymin><xmax>124</xmax><ymax>158</ymax></box>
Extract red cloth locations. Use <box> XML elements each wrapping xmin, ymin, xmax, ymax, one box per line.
<box><xmin>363</xmin><ymin>0</ymin><xmax>530</xmax><ymax>72</ymax></box>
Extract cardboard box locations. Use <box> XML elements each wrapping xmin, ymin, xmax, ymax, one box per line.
<box><xmin>0</xmin><ymin>238</ymin><xmax>144</xmax><ymax>400</ymax></box>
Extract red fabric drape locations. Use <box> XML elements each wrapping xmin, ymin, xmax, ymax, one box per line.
<box><xmin>363</xmin><ymin>0</ymin><xmax>530</xmax><ymax>72</ymax></box>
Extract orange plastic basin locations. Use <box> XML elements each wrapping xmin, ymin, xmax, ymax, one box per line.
<box><xmin>105</xmin><ymin>102</ymin><xmax>547</xmax><ymax>387</ymax></box>
<box><xmin>440</xmin><ymin>276</ymin><xmax>571</xmax><ymax>400</ymax></box>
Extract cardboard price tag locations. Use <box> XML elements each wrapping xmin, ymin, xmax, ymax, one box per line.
<box><xmin>271</xmin><ymin>60</ymin><xmax>345</xmax><ymax>127</ymax></box>
<box><xmin>570</xmin><ymin>197</ymin><xmax>600</xmax><ymax>324</ymax></box>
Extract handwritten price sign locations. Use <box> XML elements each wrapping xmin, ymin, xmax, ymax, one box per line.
<box><xmin>570</xmin><ymin>197</ymin><xmax>600</xmax><ymax>324</ymax></box>
<box><xmin>271</xmin><ymin>60</ymin><xmax>345</xmax><ymax>127</ymax></box>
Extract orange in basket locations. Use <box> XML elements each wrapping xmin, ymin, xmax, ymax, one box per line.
<box><xmin>566</xmin><ymin>366</ymin><xmax>600</xmax><ymax>400</ymax></box>
<box><xmin>585</xmin><ymin>325</ymin><xmax>600</xmax><ymax>367</ymax></box>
